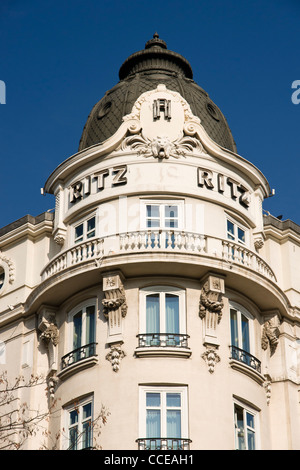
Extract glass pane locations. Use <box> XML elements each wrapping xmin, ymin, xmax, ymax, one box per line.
<box><xmin>227</xmin><ymin>220</ymin><xmax>235</xmax><ymax>240</ymax></box>
<box><xmin>86</xmin><ymin>306</ymin><xmax>95</xmax><ymax>345</ymax></box>
<box><xmin>146</xmin><ymin>410</ymin><xmax>161</xmax><ymax>438</ymax></box>
<box><xmin>0</xmin><ymin>269</ymin><xmax>4</xmax><ymax>289</ymax></box>
<box><xmin>165</xmin><ymin>294</ymin><xmax>179</xmax><ymax>335</ymax></box>
<box><xmin>247</xmin><ymin>429</ymin><xmax>255</xmax><ymax>450</ymax></box>
<box><xmin>147</xmin><ymin>205</ymin><xmax>160</xmax><ymax>218</ymax></box>
<box><xmin>165</xmin><ymin>205</ymin><xmax>178</xmax><ymax>219</ymax></box>
<box><xmin>83</xmin><ymin>403</ymin><xmax>92</xmax><ymax>420</ymax></box>
<box><xmin>241</xmin><ymin>314</ymin><xmax>250</xmax><ymax>352</ymax></box>
<box><xmin>230</xmin><ymin>309</ymin><xmax>238</xmax><ymax>347</ymax></box>
<box><xmin>87</xmin><ymin>217</ymin><xmax>96</xmax><ymax>238</ymax></box>
<box><xmin>70</xmin><ymin>409</ymin><xmax>78</xmax><ymax>425</ymax></box>
<box><xmin>238</xmin><ymin>227</ymin><xmax>245</xmax><ymax>243</ymax></box>
<box><xmin>165</xmin><ymin>218</ymin><xmax>178</xmax><ymax>228</ymax></box>
<box><xmin>75</xmin><ymin>224</ymin><xmax>83</xmax><ymax>242</ymax></box>
<box><xmin>246</xmin><ymin>412</ymin><xmax>254</xmax><ymax>429</ymax></box>
<box><xmin>146</xmin><ymin>392</ymin><xmax>161</xmax><ymax>407</ymax></box>
<box><xmin>69</xmin><ymin>426</ymin><xmax>78</xmax><ymax>450</ymax></box>
<box><xmin>167</xmin><ymin>393</ymin><xmax>181</xmax><ymax>407</ymax></box>
<box><xmin>73</xmin><ymin>311</ymin><xmax>82</xmax><ymax>349</ymax></box>
<box><xmin>82</xmin><ymin>420</ymin><xmax>92</xmax><ymax>449</ymax></box>
<box><xmin>147</xmin><ymin>219</ymin><xmax>160</xmax><ymax>228</ymax></box>
<box><xmin>146</xmin><ymin>294</ymin><xmax>160</xmax><ymax>334</ymax></box>
<box><xmin>167</xmin><ymin>410</ymin><xmax>181</xmax><ymax>438</ymax></box>
<box><xmin>235</xmin><ymin>405</ymin><xmax>246</xmax><ymax>450</ymax></box>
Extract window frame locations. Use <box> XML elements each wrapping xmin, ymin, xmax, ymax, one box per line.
<box><xmin>64</xmin><ymin>300</ymin><xmax>97</xmax><ymax>365</ymax></box>
<box><xmin>140</xmin><ymin>199</ymin><xmax>184</xmax><ymax>231</ymax></box>
<box><xmin>64</xmin><ymin>395</ymin><xmax>94</xmax><ymax>450</ymax></box>
<box><xmin>73</xmin><ymin>213</ymin><xmax>97</xmax><ymax>245</ymax></box>
<box><xmin>233</xmin><ymin>398</ymin><xmax>260</xmax><ymax>450</ymax></box>
<box><xmin>226</xmin><ymin>216</ymin><xmax>248</xmax><ymax>246</ymax></box>
<box><xmin>229</xmin><ymin>301</ymin><xmax>254</xmax><ymax>355</ymax></box>
<box><xmin>139</xmin><ymin>286</ymin><xmax>186</xmax><ymax>338</ymax></box>
<box><xmin>139</xmin><ymin>385</ymin><xmax>189</xmax><ymax>444</ymax></box>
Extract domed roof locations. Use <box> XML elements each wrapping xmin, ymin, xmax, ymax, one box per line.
<box><xmin>78</xmin><ymin>34</ymin><xmax>237</xmax><ymax>153</ymax></box>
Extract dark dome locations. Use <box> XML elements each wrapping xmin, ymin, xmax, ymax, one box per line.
<box><xmin>79</xmin><ymin>34</ymin><xmax>237</xmax><ymax>153</ymax></box>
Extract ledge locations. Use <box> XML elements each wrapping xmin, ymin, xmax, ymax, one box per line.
<box><xmin>229</xmin><ymin>358</ymin><xmax>265</xmax><ymax>385</ymax></box>
<box><xmin>57</xmin><ymin>355</ymin><xmax>98</xmax><ymax>380</ymax></box>
<box><xmin>135</xmin><ymin>347</ymin><xmax>192</xmax><ymax>359</ymax></box>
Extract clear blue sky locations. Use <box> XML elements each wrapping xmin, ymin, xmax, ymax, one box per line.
<box><xmin>0</xmin><ymin>0</ymin><xmax>299</xmax><ymax>228</ymax></box>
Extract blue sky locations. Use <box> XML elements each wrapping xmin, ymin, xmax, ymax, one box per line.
<box><xmin>0</xmin><ymin>0</ymin><xmax>299</xmax><ymax>228</ymax></box>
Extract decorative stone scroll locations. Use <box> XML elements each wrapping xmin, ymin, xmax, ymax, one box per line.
<box><xmin>37</xmin><ymin>305</ymin><xmax>59</xmax><ymax>398</ymax></box>
<box><xmin>102</xmin><ymin>272</ymin><xmax>127</xmax><ymax>346</ymax></box>
<box><xmin>261</xmin><ymin>313</ymin><xmax>280</xmax><ymax>355</ymax></box>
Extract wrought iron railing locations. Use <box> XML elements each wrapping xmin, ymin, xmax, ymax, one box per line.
<box><xmin>230</xmin><ymin>345</ymin><xmax>261</xmax><ymax>373</ymax></box>
<box><xmin>137</xmin><ymin>438</ymin><xmax>191</xmax><ymax>450</ymax></box>
<box><xmin>61</xmin><ymin>342</ymin><xmax>97</xmax><ymax>369</ymax></box>
<box><xmin>137</xmin><ymin>333</ymin><xmax>189</xmax><ymax>348</ymax></box>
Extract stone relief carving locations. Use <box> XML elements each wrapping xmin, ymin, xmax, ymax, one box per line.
<box><xmin>38</xmin><ymin>306</ymin><xmax>59</xmax><ymax>398</ymax></box>
<box><xmin>0</xmin><ymin>251</ymin><xmax>15</xmax><ymax>285</ymax></box>
<box><xmin>202</xmin><ymin>346</ymin><xmax>221</xmax><ymax>373</ymax></box>
<box><xmin>261</xmin><ymin>316</ymin><xmax>280</xmax><ymax>355</ymax></box>
<box><xmin>102</xmin><ymin>272</ymin><xmax>127</xmax><ymax>348</ymax></box>
<box><xmin>121</xmin><ymin>133</ymin><xmax>205</xmax><ymax>160</ymax></box>
<box><xmin>264</xmin><ymin>377</ymin><xmax>272</xmax><ymax>405</ymax></box>
<box><xmin>199</xmin><ymin>276</ymin><xmax>224</xmax><ymax>323</ymax></box>
<box><xmin>106</xmin><ymin>344</ymin><xmax>126</xmax><ymax>372</ymax></box>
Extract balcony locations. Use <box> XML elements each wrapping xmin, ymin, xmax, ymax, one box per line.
<box><xmin>229</xmin><ymin>345</ymin><xmax>261</xmax><ymax>373</ymax></box>
<box><xmin>137</xmin><ymin>438</ymin><xmax>191</xmax><ymax>450</ymax></box>
<box><xmin>61</xmin><ymin>342</ymin><xmax>97</xmax><ymax>369</ymax></box>
<box><xmin>135</xmin><ymin>333</ymin><xmax>191</xmax><ymax>358</ymax></box>
<box><xmin>41</xmin><ymin>230</ymin><xmax>277</xmax><ymax>284</ymax></box>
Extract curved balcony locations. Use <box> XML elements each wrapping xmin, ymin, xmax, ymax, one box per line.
<box><xmin>41</xmin><ymin>229</ymin><xmax>277</xmax><ymax>283</ymax></box>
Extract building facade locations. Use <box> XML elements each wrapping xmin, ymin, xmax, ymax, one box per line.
<box><xmin>0</xmin><ymin>34</ymin><xmax>300</xmax><ymax>450</ymax></box>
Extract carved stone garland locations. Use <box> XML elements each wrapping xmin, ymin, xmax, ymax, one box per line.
<box><xmin>261</xmin><ymin>316</ymin><xmax>280</xmax><ymax>355</ymax></box>
<box><xmin>102</xmin><ymin>273</ymin><xmax>127</xmax><ymax>372</ymax></box>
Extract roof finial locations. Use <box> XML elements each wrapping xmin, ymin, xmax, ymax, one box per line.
<box><xmin>145</xmin><ymin>32</ymin><xmax>167</xmax><ymax>49</ymax></box>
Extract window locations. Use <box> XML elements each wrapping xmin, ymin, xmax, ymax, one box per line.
<box><xmin>74</xmin><ymin>215</ymin><xmax>96</xmax><ymax>244</ymax></box>
<box><xmin>142</xmin><ymin>200</ymin><xmax>183</xmax><ymax>248</ymax></box>
<box><xmin>229</xmin><ymin>303</ymin><xmax>260</xmax><ymax>372</ymax></box>
<box><xmin>138</xmin><ymin>287</ymin><xmax>187</xmax><ymax>348</ymax></box>
<box><xmin>62</xmin><ymin>302</ymin><xmax>96</xmax><ymax>369</ymax></box>
<box><xmin>234</xmin><ymin>401</ymin><xmax>258</xmax><ymax>450</ymax></box>
<box><xmin>138</xmin><ymin>386</ymin><xmax>190</xmax><ymax>450</ymax></box>
<box><xmin>66</xmin><ymin>397</ymin><xmax>93</xmax><ymax>450</ymax></box>
<box><xmin>0</xmin><ymin>267</ymin><xmax>4</xmax><ymax>291</ymax></box>
<box><xmin>227</xmin><ymin>218</ymin><xmax>246</xmax><ymax>244</ymax></box>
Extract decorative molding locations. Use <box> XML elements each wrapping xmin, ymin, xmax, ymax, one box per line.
<box><xmin>0</xmin><ymin>251</ymin><xmax>15</xmax><ymax>284</ymax></box>
<box><xmin>106</xmin><ymin>344</ymin><xmax>126</xmax><ymax>372</ymax></box>
<box><xmin>261</xmin><ymin>313</ymin><xmax>280</xmax><ymax>355</ymax></box>
<box><xmin>264</xmin><ymin>376</ymin><xmax>272</xmax><ymax>405</ymax></box>
<box><xmin>202</xmin><ymin>345</ymin><xmax>220</xmax><ymax>373</ymax></box>
<box><xmin>121</xmin><ymin>133</ymin><xmax>205</xmax><ymax>160</ymax></box>
<box><xmin>102</xmin><ymin>272</ymin><xmax>127</xmax><ymax>344</ymax></box>
<box><xmin>199</xmin><ymin>274</ymin><xmax>225</xmax><ymax>347</ymax></box>
<box><xmin>37</xmin><ymin>305</ymin><xmax>59</xmax><ymax>398</ymax></box>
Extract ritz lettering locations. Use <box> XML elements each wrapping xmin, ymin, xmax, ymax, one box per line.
<box><xmin>197</xmin><ymin>167</ymin><xmax>250</xmax><ymax>208</ymax></box>
<box><xmin>70</xmin><ymin>165</ymin><xmax>127</xmax><ymax>203</ymax></box>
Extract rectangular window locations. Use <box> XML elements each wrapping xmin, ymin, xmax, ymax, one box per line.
<box><xmin>74</xmin><ymin>215</ymin><xmax>96</xmax><ymax>244</ymax></box>
<box><xmin>139</xmin><ymin>386</ymin><xmax>189</xmax><ymax>450</ymax></box>
<box><xmin>66</xmin><ymin>398</ymin><xmax>93</xmax><ymax>450</ymax></box>
<box><xmin>140</xmin><ymin>286</ymin><xmax>186</xmax><ymax>348</ymax></box>
<box><xmin>234</xmin><ymin>402</ymin><xmax>258</xmax><ymax>450</ymax></box>
<box><xmin>226</xmin><ymin>218</ymin><xmax>246</xmax><ymax>244</ymax></box>
<box><xmin>142</xmin><ymin>200</ymin><xmax>183</xmax><ymax>249</ymax></box>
